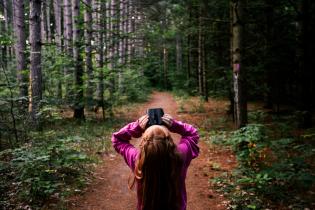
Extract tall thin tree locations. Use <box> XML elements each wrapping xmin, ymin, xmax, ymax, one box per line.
<box><xmin>40</xmin><ymin>1</ymin><xmax>48</xmax><ymax>43</ymax></box>
<box><xmin>2</xmin><ymin>0</ymin><xmax>10</xmax><ymax>67</ymax></box>
<box><xmin>72</xmin><ymin>0</ymin><xmax>84</xmax><ymax>118</ymax></box>
<box><xmin>94</xmin><ymin>0</ymin><xmax>105</xmax><ymax>119</ymax></box>
<box><xmin>84</xmin><ymin>0</ymin><xmax>93</xmax><ymax>108</ymax></box>
<box><xmin>46</xmin><ymin>1</ymin><xmax>51</xmax><ymax>43</ymax></box>
<box><xmin>12</xmin><ymin>0</ymin><xmax>28</xmax><ymax>101</ymax></box>
<box><xmin>176</xmin><ymin>33</ymin><xmax>183</xmax><ymax>72</ymax></box>
<box><xmin>231</xmin><ymin>0</ymin><xmax>247</xmax><ymax>128</ymax></box>
<box><xmin>53</xmin><ymin>0</ymin><xmax>63</xmax><ymax>98</ymax></box>
<box><xmin>197</xmin><ymin>6</ymin><xmax>203</xmax><ymax>97</ymax></box>
<box><xmin>29</xmin><ymin>0</ymin><xmax>42</xmax><ymax>126</ymax></box>
<box><xmin>64</xmin><ymin>0</ymin><xmax>73</xmax><ymax>101</ymax></box>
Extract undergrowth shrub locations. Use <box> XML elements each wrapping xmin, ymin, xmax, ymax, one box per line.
<box><xmin>211</xmin><ymin>123</ymin><xmax>315</xmax><ymax>209</ymax></box>
<box><xmin>0</xmin><ymin>136</ymin><xmax>92</xmax><ymax>209</ymax></box>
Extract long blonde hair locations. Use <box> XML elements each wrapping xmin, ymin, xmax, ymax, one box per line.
<box><xmin>129</xmin><ymin>125</ymin><xmax>182</xmax><ymax>210</ymax></box>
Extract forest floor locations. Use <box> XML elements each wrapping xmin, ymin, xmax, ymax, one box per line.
<box><xmin>66</xmin><ymin>91</ymin><xmax>237</xmax><ymax>210</ymax></box>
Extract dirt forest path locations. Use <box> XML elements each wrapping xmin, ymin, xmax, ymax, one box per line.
<box><xmin>68</xmin><ymin>92</ymin><xmax>234</xmax><ymax>210</ymax></box>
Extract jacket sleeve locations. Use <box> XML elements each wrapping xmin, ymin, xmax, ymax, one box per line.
<box><xmin>169</xmin><ymin>120</ymin><xmax>200</xmax><ymax>165</ymax></box>
<box><xmin>111</xmin><ymin>121</ymin><xmax>143</xmax><ymax>170</ymax></box>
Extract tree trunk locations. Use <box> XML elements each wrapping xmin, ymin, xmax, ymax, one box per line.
<box><xmin>202</xmin><ymin>34</ymin><xmax>208</xmax><ymax>101</ymax></box>
<box><xmin>123</xmin><ymin>0</ymin><xmax>128</xmax><ymax>65</ymax></box>
<box><xmin>84</xmin><ymin>0</ymin><xmax>93</xmax><ymax>108</ymax></box>
<box><xmin>127</xmin><ymin>0</ymin><xmax>135</xmax><ymax>64</ymax></box>
<box><xmin>186</xmin><ymin>3</ymin><xmax>196</xmax><ymax>90</ymax></box>
<box><xmin>64</xmin><ymin>0</ymin><xmax>73</xmax><ymax>55</ymax></box>
<box><xmin>72</xmin><ymin>0</ymin><xmax>85</xmax><ymax>119</ymax></box>
<box><xmin>12</xmin><ymin>0</ymin><xmax>28</xmax><ymax>101</ymax></box>
<box><xmin>163</xmin><ymin>47</ymin><xmax>168</xmax><ymax>89</ymax></box>
<box><xmin>105</xmin><ymin>1</ymin><xmax>113</xmax><ymax>114</ymax></box>
<box><xmin>94</xmin><ymin>0</ymin><xmax>105</xmax><ymax>119</ymax></box>
<box><xmin>40</xmin><ymin>1</ymin><xmax>47</xmax><ymax>43</ymax></box>
<box><xmin>161</xmin><ymin>10</ymin><xmax>168</xmax><ymax>89</ymax></box>
<box><xmin>30</xmin><ymin>0</ymin><xmax>42</xmax><ymax>127</ymax></box>
<box><xmin>176</xmin><ymin>33</ymin><xmax>183</xmax><ymax>72</ymax></box>
<box><xmin>231</xmin><ymin>0</ymin><xmax>247</xmax><ymax>128</ymax></box>
<box><xmin>126</xmin><ymin>0</ymin><xmax>131</xmax><ymax>64</ymax></box>
<box><xmin>63</xmin><ymin>0</ymin><xmax>73</xmax><ymax>100</ymax></box>
<box><xmin>53</xmin><ymin>0</ymin><xmax>63</xmax><ymax>98</ymax></box>
<box><xmin>118</xmin><ymin>0</ymin><xmax>123</xmax><ymax>91</ymax></box>
<box><xmin>198</xmin><ymin>9</ymin><xmax>203</xmax><ymax>97</ymax></box>
<box><xmin>46</xmin><ymin>1</ymin><xmax>51</xmax><ymax>43</ymax></box>
<box><xmin>109</xmin><ymin>0</ymin><xmax>117</xmax><ymax>95</ymax></box>
<box><xmin>119</xmin><ymin>0</ymin><xmax>124</xmax><ymax>64</ymax></box>
<box><xmin>2</xmin><ymin>0</ymin><xmax>9</xmax><ymax>67</ymax></box>
<box><xmin>135</xmin><ymin>1</ymin><xmax>144</xmax><ymax>74</ymax></box>
<box><xmin>228</xmin><ymin>0</ymin><xmax>235</xmax><ymax>121</ymax></box>
<box><xmin>187</xmin><ymin>34</ymin><xmax>192</xmax><ymax>81</ymax></box>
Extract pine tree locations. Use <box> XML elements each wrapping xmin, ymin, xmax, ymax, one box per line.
<box><xmin>29</xmin><ymin>0</ymin><xmax>42</xmax><ymax>126</ymax></box>
<box><xmin>231</xmin><ymin>0</ymin><xmax>247</xmax><ymax>128</ymax></box>
<box><xmin>72</xmin><ymin>0</ymin><xmax>85</xmax><ymax>119</ymax></box>
<box><xmin>84</xmin><ymin>0</ymin><xmax>93</xmax><ymax>108</ymax></box>
<box><xmin>12</xmin><ymin>0</ymin><xmax>28</xmax><ymax>102</ymax></box>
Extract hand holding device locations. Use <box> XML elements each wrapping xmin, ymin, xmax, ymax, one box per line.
<box><xmin>161</xmin><ymin>114</ymin><xmax>173</xmax><ymax>128</ymax></box>
<box><xmin>146</xmin><ymin>108</ymin><xmax>164</xmax><ymax>128</ymax></box>
<box><xmin>138</xmin><ymin>115</ymin><xmax>149</xmax><ymax>130</ymax></box>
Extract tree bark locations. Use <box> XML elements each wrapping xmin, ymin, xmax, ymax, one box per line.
<box><xmin>123</xmin><ymin>0</ymin><xmax>128</xmax><ymax>65</ymax></box>
<box><xmin>198</xmin><ymin>8</ymin><xmax>203</xmax><ymax>97</ymax></box>
<box><xmin>40</xmin><ymin>1</ymin><xmax>47</xmax><ymax>43</ymax></box>
<box><xmin>53</xmin><ymin>0</ymin><xmax>63</xmax><ymax>98</ymax></box>
<box><xmin>187</xmin><ymin>34</ymin><xmax>192</xmax><ymax>81</ymax></box>
<box><xmin>202</xmin><ymin>34</ymin><xmax>208</xmax><ymax>101</ymax></box>
<box><xmin>231</xmin><ymin>0</ymin><xmax>247</xmax><ymax>128</ymax></box>
<box><xmin>84</xmin><ymin>0</ymin><xmax>93</xmax><ymax>108</ymax></box>
<box><xmin>94</xmin><ymin>0</ymin><xmax>105</xmax><ymax>119</ymax></box>
<box><xmin>161</xmin><ymin>10</ymin><xmax>168</xmax><ymax>89</ymax></box>
<box><xmin>228</xmin><ymin>0</ymin><xmax>235</xmax><ymax>121</ymax></box>
<box><xmin>46</xmin><ymin>1</ymin><xmax>51</xmax><ymax>43</ymax></box>
<box><xmin>128</xmin><ymin>0</ymin><xmax>135</xmax><ymax>64</ymax></box>
<box><xmin>109</xmin><ymin>0</ymin><xmax>117</xmax><ymax>95</ymax></box>
<box><xmin>105</xmin><ymin>1</ymin><xmax>114</xmax><ymax>112</ymax></box>
<box><xmin>163</xmin><ymin>47</ymin><xmax>168</xmax><ymax>89</ymax></box>
<box><xmin>2</xmin><ymin>0</ymin><xmax>10</xmax><ymax>67</ymax></box>
<box><xmin>30</xmin><ymin>0</ymin><xmax>42</xmax><ymax>127</ymax></box>
<box><xmin>176</xmin><ymin>33</ymin><xmax>183</xmax><ymax>72</ymax></box>
<box><xmin>64</xmin><ymin>0</ymin><xmax>73</xmax><ymax>55</ymax></box>
<box><xmin>63</xmin><ymin>0</ymin><xmax>73</xmax><ymax>100</ymax></box>
<box><xmin>12</xmin><ymin>0</ymin><xmax>28</xmax><ymax>100</ymax></box>
<box><xmin>118</xmin><ymin>0</ymin><xmax>123</xmax><ymax>91</ymax></box>
<box><xmin>72</xmin><ymin>0</ymin><xmax>85</xmax><ymax>119</ymax></box>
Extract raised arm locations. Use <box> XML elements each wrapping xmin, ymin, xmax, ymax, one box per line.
<box><xmin>162</xmin><ymin>115</ymin><xmax>200</xmax><ymax>164</ymax></box>
<box><xmin>111</xmin><ymin>116</ymin><xmax>148</xmax><ymax>170</ymax></box>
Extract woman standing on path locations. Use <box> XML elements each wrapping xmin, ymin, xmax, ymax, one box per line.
<box><xmin>112</xmin><ymin>114</ymin><xmax>200</xmax><ymax>210</ymax></box>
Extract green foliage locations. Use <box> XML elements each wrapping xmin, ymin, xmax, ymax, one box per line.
<box><xmin>113</xmin><ymin>66</ymin><xmax>150</xmax><ymax>104</ymax></box>
<box><xmin>0</xmin><ymin>63</ymin><xmax>29</xmax><ymax>148</ymax></box>
<box><xmin>42</xmin><ymin>45</ymin><xmax>75</xmax><ymax>105</ymax></box>
<box><xmin>0</xmin><ymin>136</ymin><xmax>92</xmax><ymax>208</ymax></box>
<box><xmin>248</xmin><ymin>110</ymin><xmax>266</xmax><ymax>123</ymax></box>
<box><xmin>212</xmin><ymin>122</ymin><xmax>315</xmax><ymax>209</ymax></box>
<box><xmin>207</xmin><ymin>66</ymin><xmax>231</xmax><ymax>98</ymax></box>
<box><xmin>228</xmin><ymin>124</ymin><xmax>267</xmax><ymax>169</ymax></box>
<box><xmin>0</xmin><ymin>112</ymin><xmax>124</xmax><ymax>209</ymax></box>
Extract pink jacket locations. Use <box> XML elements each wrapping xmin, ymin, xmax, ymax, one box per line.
<box><xmin>112</xmin><ymin>119</ymin><xmax>200</xmax><ymax>210</ymax></box>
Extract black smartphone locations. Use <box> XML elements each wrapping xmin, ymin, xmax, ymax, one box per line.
<box><xmin>146</xmin><ymin>108</ymin><xmax>164</xmax><ymax>128</ymax></box>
